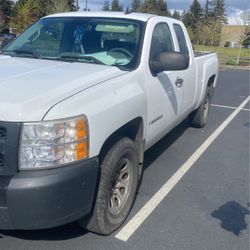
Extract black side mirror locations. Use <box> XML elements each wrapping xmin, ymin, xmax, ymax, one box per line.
<box><xmin>150</xmin><ymin>51</ymin><xmax>189</xmax><ymax>75</ymax></box>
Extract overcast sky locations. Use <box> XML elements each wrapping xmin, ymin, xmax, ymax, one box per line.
<box><xmin>78</xmin><ymin>0</ymin><xmax>250</xmax><ymax>24</ymax></box>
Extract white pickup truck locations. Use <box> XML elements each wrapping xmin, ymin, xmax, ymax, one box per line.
<box><xmin>0</xmin><ymin>12</ymin><xmax>218</xmax><ymax>234</ymax></box>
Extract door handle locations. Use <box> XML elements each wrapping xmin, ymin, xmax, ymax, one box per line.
<box><xmin>175</xmin><ymin>77</ymin><xmax>184</xmax><ymax>88</ymax></box>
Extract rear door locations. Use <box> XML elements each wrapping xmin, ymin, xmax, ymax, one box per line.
<box><xmin>173</xmin><ymin>23</ymin><xmax>196</xmax><ymax>113</ymax></box>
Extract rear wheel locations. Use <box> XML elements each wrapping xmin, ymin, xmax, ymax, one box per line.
<box><xmin>79</xmin><ymin>137</ymin><xmax>139</xmax><ymax>235</ymax></box>
<box><xmin>189</xmin><ymin>89</ymin><xmax>211</xmax><ymax>128</ymax></box>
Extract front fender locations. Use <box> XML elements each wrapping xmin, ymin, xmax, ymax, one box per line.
<box><xmin>43</xmin><ymin>72</ymin><xmax>147</xmax><ymax>158</ymax></box>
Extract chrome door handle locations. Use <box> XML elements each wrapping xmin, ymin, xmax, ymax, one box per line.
<box><xmin>175</xmin><ymin>77</ymin><xmax>184</xmax><ymax>88</ymax></box>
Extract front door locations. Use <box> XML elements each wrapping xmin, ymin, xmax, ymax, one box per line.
<box><xmin>145</xmin><ymin>22</ymin><xmax>184</xmax><ymax>148</ymax></box>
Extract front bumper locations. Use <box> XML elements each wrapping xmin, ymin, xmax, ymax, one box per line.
<box><xmin>0</xmin><ymin>157</ymin><xmax>99</xmax><ymax>230</ymax></box>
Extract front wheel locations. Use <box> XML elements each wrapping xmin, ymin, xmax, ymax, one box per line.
<box><xmin>189</xmin><ymin>89</ymin><xmax>211</xmax><ymax>128</ymax></box>
<box><xmin>79</xmin><ymin>137</ymin><xmax>139</xmax><ymax>235</ymax></box>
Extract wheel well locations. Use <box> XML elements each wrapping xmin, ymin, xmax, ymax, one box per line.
<box><xmin>207</xmin><ymin>75</ymin><xmax>216</xmax><ymax>88</ymax></box>
<box><xmin>99</xmin><ymin>117</ymin><xmax>144</xmax><ymax>164</ymax></box>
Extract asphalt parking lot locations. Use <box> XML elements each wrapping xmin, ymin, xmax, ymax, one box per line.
<box><xmin>0</xmin><ymin>68</ymin><xmax>249</xmax><ymax>250</ymax></box>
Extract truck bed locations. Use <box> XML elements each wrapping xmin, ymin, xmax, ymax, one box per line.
<box><xmin>194</xmin><ymin>51</ymin><xmax>215</xmax><ymax>58</ymax></box>
<box><xmin>193</xmin><ymin>51</ymin><xmax>218</xmax><ymax>109</ymax></box>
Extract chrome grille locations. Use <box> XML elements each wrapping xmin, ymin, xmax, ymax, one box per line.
<box><xmin>0</xmin><ymin>122</ymin><xmax>21</xmax><ymax>175</ymax></box>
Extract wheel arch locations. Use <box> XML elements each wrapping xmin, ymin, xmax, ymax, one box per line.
<box><xmin>207</xmin><ymin>74</ymin><xmax>216</xmax><ymax>97</ymax></box>
<box><xmin>98</xmin><ymin>117</ymin><xmax>144</xmax><ymax>166</ymax></box>
<box><xmin>207</xmin><ymin>74</ymin><xmax>216</xmax><ymax>88</ymax></box>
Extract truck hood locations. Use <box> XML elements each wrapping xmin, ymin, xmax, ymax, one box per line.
<box><xmin>0</xmin><ymin>55</ymin><xmax>127</xmax><ymax>122</ymax></box>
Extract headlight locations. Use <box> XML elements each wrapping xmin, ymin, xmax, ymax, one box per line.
<box><xmin>19</xmin><ymin>115</ymin><xmax>89</xmax><ymax>170</ymax></box>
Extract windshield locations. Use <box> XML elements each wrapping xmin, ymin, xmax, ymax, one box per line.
<box><xmin>2</xmin><ymin>17</ymin><xmax>144</xmax><ymax>69</ymax></box>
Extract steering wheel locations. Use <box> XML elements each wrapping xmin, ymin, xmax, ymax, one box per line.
<box><xmin>110</xmin><ymin>48</ymin><xmax>133</xmax><ymax>58</ymax></box>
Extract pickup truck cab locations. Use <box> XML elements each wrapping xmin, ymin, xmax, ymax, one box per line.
<box><xmin>0</xmin><ymin>12</ymin><xmax>218</xmax><ymax>234</ymax></box>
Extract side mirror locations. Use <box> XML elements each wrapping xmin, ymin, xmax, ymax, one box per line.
<box><xmin>150</xmin><ymin>52</ymin><xmax>189</xmax><ymax>75</ymax></box>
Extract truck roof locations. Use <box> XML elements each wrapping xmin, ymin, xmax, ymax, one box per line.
<box><xmin>44</xmin><ymin>11</ymin><xmax>173</xmax><ymax>22</ymax></box>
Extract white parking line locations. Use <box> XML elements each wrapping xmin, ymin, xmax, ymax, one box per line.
<box><xmin>115</xmin><ymin>96</ymin><xmax>250</xmax><ymax>242</ymax></box>
<box><xmin>211</xmin><ymin>104</ymin><xmax>250</xmax><ymax>111</ymax></box>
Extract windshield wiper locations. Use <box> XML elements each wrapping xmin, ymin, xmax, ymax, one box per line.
<box><xmin>12</xmin><ymin>49</ymin><xmax>40</xmax><ymax>58</ymax></box>
<box><xmin>59</xmin><ymin>53</ymin><xmax>105</xmax><ymax>65</ymax></box>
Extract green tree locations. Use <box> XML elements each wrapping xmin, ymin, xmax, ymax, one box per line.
<box><xmin>102</xmin><ymin>0</ymin><xmax>110</xmax><ymax>11</ymax></box>
<box><xmin>10</xmin><ymin>0</ymin><xmax>77</xmax><ymax>32</ymax></box>
<box><xmin>45</xmin><ymin>0</ymin><xmax>76</xmax><ymax>14</ymax></box>
<box><xmin>10</xmin><ymin>0</ymin><xmax>40</xmax><ymax>32</ymax></box>
<box><xmin>182</xmin><ymin>0</ymin><xmax>228</xmax><ymax>46</ymax></box>
<box><xmin>207</xmin><ymin>0</ymin><xmax>227</xmax><ymax>46</ymax></box>
<box><xmin>157</xmin><ymin>0</ymin><xmax>169</xmax><ymax>16</ymax></box>
<box><xmin>46</xmin><ymin>0</ymin><xmax>71</xmax><ymax>14</ymax></box>
<box><xmin>242</xmin><ymin>26</ymin><xmax>250</xmax><ymax>47</ymax></box>
<box><xmin>0</xmin><ymin>10</ymin><xmax>5</xmax><ymax>32</ymax></box>
<box><xmin>237</xmin><ymin>10</ymin><xmax>250</xmax><ymax>63</ymax></box>
<box><xmin>189</xmin><ymin>0</ymin><xmax>202</xmax><ymax>21</ymax></box>
<box><xmin>0</xmin><ymin>0</ymin><xmax>13</xmax><ymax>16</ymax></box>
<box><xmin>131</xmin><ymin>0</ymin><xmax>141</xmax><ymax>12</ymax></box>
<box><xmin>241</xmin><ymin>10</ymin><xmax>250</xmax><ymax>47</ymax></box>
<box><xmin>183</xmin><ymin>0</ymin><xmax>202</xmax><ymax>30</ymax></box>
<box><xmin>172</xmin><ymin>10</ymin><xmax>181</xmax><ymax>20</ymax></box>
<box><xmin>204</xmin><ymin>0</ymin><xmax>213</xmax><ymax>18</ymax></box>
<box><xmin>0</xmin><ymin>0</ymin><xmax>14</xmax><ymax>31</ymax></box>
<box><xmin>181</xmin><ymin>10</ymin><xmax>186</xmax><ymax>21</ymax></box>
<box><xmin>182</xmin><ymin>0</ymin><xmax>203</xmax><ymax>45</ymax></box>
<box><xmin>12</xmin><ymin>0</ymin><xmax>26</xmax><ymax>15</ymax></box>
<box><xmin>111</xmin><ymin>0</ymin><xmax>122</xmax><ymax>11</ymax></box>
<box><xmin>211</xmin><ymin>0</ymin><xmax>226</xmax><ymax>22</ymax></box>
<box><xmin>13</xmin><ymin>0</ymin><xmax>76</xmax><ymax>17</ymax></box>
<box><xmin>198</xmin><ymin>23</ymin><xmax>211</xmax><ymax>45</ymax></box>
<box><xmin>140</xmin><ymin>0</ymin><xmax>169</xmax><ymax>16</ymax></box>
<box><xmin>140</xmin><ymin>0</ymin><xmax>158</xmax><ymax>15</ymax></box>
<box><xmin>186</xmin><ymin>26</ymin><xmax>195</xmax><ymax>43</ymax></box>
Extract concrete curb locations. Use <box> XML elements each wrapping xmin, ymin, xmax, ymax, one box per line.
<box><xmin>220</xmin><ymin>65</ymin><xmax>250</xmax><ymax>70</ymax></box>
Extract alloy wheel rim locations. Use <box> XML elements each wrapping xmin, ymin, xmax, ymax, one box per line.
<box><xmin>109</xmin><ymin>158</ymin><xmax>133</xmax><ymax>215</ymax></box>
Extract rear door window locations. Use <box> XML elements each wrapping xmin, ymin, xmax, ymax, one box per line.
<box><xmin>173</xmin><ymin>24</ymin><xmax>189</xmax><ymax>56</ymax></box>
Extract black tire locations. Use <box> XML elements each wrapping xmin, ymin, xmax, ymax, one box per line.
<box><xmin>79</xmin><ymin>137</ymin><xmax>139</xmax><ymax>235</ymax></box>
<box><xmin>189</xmin><ymin>89</ymin><xmax>211</xmax><ymax>128</ymax></box>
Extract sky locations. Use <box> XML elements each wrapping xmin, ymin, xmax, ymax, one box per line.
<box><xmin>78</xmin><ymin>0</ymin><xmax>250</xmax><ymax>24</ymax></box>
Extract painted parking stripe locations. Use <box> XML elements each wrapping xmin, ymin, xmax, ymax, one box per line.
<box><xmin>211</xmin><ymin>103</ymin><xmax>250</xmax><ymax>111</ymax></box>
<box><xmin>115</xmin><ymin>96</ymin><xmax>250</xmax><ymax>242</ymax></box>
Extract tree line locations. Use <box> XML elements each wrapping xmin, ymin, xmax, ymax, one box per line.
<box><xmin>183</xmin><ymin>0</ymin><xmax>227</xmax><ymax>46</ymax></box>
<box><xmin>0</xmin><ymin>0</ymin><xmax>230</xmax><ymax>47</ymax></box>
<box><xmin>0</xmin><ymin>0</ymin><xmax>77</xmax><ymax>33</ymax></box>
<box><xmin>104</xmin><ymin>0</ymin><xmax>228</xmax><ymax>46</ymax></box>
<box><xmin>103</xmin><ymin>0</ymin><xmax>179</xmax><ymax>19</ymax></box>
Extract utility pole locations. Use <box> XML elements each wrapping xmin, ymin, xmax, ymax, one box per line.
<box><xmin>76</xmin><ymin>0</ymin><xmax>79</xmax><ymax>11</ymax></box>
<box><xmin>85</xmin><ymin>0</ymin><xmax>88</xmax><ymax>11</ymax></box>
